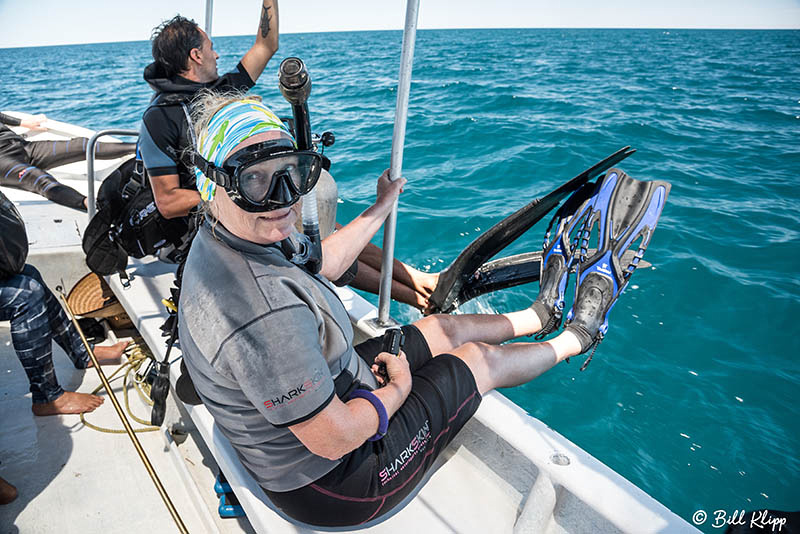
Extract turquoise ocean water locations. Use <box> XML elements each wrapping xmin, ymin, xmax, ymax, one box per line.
<box><xmin>2</xmin><ymin>29</ymin><xmax>798</xmax><ymax>530</ymax></box>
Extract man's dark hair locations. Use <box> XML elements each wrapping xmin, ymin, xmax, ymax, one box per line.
<box><xmin>151</xmin><ymin>15</ymin><xmax>204</xmax><ymax>79</ymax></box>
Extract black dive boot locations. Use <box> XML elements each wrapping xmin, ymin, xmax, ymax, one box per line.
<box><xmin>563</xmin><ymin>272</ymin><xmax>615</xmax><ymax>370</ymax></box>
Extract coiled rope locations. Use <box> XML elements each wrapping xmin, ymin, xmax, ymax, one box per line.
<box><xmin>80</xmin><ymin>338</ymin><xmax>160</xmax><ymax>433</ymax></box>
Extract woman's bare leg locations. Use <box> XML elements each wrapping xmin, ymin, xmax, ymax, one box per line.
<box><xmin>412</xmin><ymin>308</ymin><xmax>583</xmax><ymax>394</ymax></box>
<box><xmin>412</xmin><ymin>307</ymin><xmax>543</xmax><ymax>356</ymax></box>
<box><xmin>447</xmin><ymin>332</ymin><xmax>581</xmax><ymax>394</ymax></box>
<box><xmin>350</xmin><ymin>260</ymin><xmax>429</xmax><ymax>311</ymax></box>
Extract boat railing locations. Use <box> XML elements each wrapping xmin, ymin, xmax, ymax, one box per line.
<box><xmin>85</xmin><ymin>129</ymin><xmax>139</xmax><ymax>218</ymax></box>
<box><xmin>377</xmin><ymin>0</ymin><xmax>420</xmax><ymax>324</ymax></box>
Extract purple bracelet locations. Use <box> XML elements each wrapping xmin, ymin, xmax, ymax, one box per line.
<box><xmin>349</xmin><ymin>389</ymin><xmax>388</xmax><ymax>441</ymax></box>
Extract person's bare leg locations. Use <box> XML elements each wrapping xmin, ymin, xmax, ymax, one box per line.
<box><xmin>392</xmin><ymin>263</ymin><xmax>439</xmax><ymax>300</ymax></box>
<box><xmin>413</xmin><ymin>307</ymin><xmax>543</xmax><ymax>357</ymax></box>
<box><xmin>355</xmin><ymin>241</ymin><xmax>439</xmax><ymax>308</ymax></box>
<box><xmin>87</xmin><ymin>340</ymin><xmax>128</xmax><ymax>367</ymax></box>
<box><xmin>449</xmin><ymin>331</ymin><xmax>582</xmax><ymax>394</ymax></box>
<box><xmin>31</xmin><ymin>391</ymin><xmax>104</xmax><ymax>416</ymax></box>
<box><xmin>0</xmin><ymin>476</ymin><xmax>17</xmax><ymax>505</ymax></box>
<box><xmin>350</xmin><ymin>260</ymin><xmax>430</xmax><ymax>311</ymax></box>
<box><xmin>411</xmin><ymin>304</ymin><xmax>583</xmax><ymax>393</ymax></box>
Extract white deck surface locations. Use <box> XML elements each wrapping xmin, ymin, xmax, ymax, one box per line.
<box><xmin>0</xmin><ymin>325</ymin><xmax>218</xmax><ymax>534</ymax></box>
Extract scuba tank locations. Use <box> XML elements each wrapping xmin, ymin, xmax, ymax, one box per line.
<box><xmin>278</xmin><ymin>57</ymin><xmax>322</xmax><ymax>274</ymax></box>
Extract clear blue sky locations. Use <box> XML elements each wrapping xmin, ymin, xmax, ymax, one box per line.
<box><xmin>1</xmin><ymin>0</ymin><xmax>798</xmax><ymax>48</ymax></box>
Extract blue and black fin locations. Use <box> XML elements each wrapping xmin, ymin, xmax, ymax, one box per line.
<box><xmin>530</xmin><ymin>179</ymin><xmax>600</xmax><ymax>338</ymax></box>
<box><xmin>448</xmin><ymin>247</ymin><xmax>649</xmax><ymax>312</ymax></box>
<box><xmin>564</xmin><ymin>168</ymin><xmax>671</xmax><ymax>370</ymax></box>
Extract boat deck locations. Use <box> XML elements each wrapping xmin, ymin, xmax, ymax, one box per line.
<box><xmin>0</xmin><ymin>184</ymin><xmax>525</xmax><ymax>534</ymax></box>
<box><xmin>0</xmin><ymin>325</ymin><xmax>251</xmax><ymax>534</ymax></box>
<box><xmin>0</xmin><ymin>114</ymin><xmax>699</xmax><ymax>533</ymax></box>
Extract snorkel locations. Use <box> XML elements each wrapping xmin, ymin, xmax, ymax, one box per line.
<box><xmin>278</xmin><ymin>57</ymin><xmax>322</xmax><ymax>274</ymax></box>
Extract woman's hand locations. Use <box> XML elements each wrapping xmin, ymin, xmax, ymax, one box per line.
<box><xmin>371</xmin><ymin>350</ymin><xmax>412</xmax><ymax>394</ymax></box>
<box><xmin>375</xmin><ymin>168</ymin><xmax>406</xmax><ymax>211</ymax></box>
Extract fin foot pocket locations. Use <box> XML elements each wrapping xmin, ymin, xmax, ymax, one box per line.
<box><xmin>532</xmin><ymin>300</ymin><xmax>561</xmax><ymax>339</ymax></box>
<box><xmin>531</xmin><ymin>253</ymin><xmax>567</xmax><ymax>338</ymax></box>
<box><xmin>564</xmin><ymin>272</ymin><xmax>613</xmax><ymax>354</ymax></box>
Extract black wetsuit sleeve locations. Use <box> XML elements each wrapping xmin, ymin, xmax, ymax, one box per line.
<box><xmin>0</xmin><ymin>113</ymin><xmax>22</xmax><ymax>127</ymax></box>
<box><xmin>213</xmin><ymin>62</ymin><xmax>256</xmax><ymax>92</ymax></box>
<box><xmin>140</xmin><ymin>106</ymin><xmax>182</xmax><ymax>177</ymax></box>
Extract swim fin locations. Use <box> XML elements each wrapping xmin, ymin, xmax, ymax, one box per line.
<box><xmin>451</xmin><ymin>251</ymin><xmax>543</xmax><ymax>308</ymax></box>
<box><xmin>563</xmin><ymin>168</ymin><xmax>671</xmax><ymax>370</ymax></box>
<box><xmin>427</xmin><ymin>146</ymin><xmax>636</xmax><ymax>314</ymax></box>
<box><xmin>530</xmin><ymin>180</ymin><xmax>600</xmax><ymax>338</ymax></box>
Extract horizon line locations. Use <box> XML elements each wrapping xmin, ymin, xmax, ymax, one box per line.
<box><xmin>1</xmin><ymin>26</ymin><xmax>798</xmax><ymax>50</ymax></box>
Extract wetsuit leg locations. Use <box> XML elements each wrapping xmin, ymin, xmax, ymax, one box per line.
<box><xmin>24</xmin><ymin>265</ymin><xmax>90</xmax><ymax>369</ymax></box>
<box><xmin>0</xmin><ymin>158</ymin><xmax>87</xmax><ymax>210</ymax></box>
<box><xmin>0</xmin><ymin>143</ymin><xmax>88</xmax><ymax>210</ymax></box>
<box><xmin>0</xmin><ymin>265</ymin><xmax>69</xmax><ymax>403</ymax></box>
<box><xmin>26</xmin><ymin>138</ymin><xmax>136</xmax><ymax>169</ymax></box>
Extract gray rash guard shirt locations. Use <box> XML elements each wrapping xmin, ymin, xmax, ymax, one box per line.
<box><xmin>178</xmin><ymin>221</ymin><xmax>376</xmax><ymax>491</ymax></box>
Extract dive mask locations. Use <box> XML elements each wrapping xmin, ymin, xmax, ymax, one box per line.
<box><xmin>195</xmin><ymin>138</ymin><xmax>322</xmax><ymax>213</ymax></box>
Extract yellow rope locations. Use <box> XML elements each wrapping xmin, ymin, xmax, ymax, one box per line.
<box><xmin>80</xmin><ymin>338</ymin><xmax>161</xmax><ymax>434</ymax></box>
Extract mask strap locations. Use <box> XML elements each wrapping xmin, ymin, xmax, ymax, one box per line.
<box><xmin>193</xmin><ymin>155</ymin><xmax>231</xmax><ymax>189</ymax></box>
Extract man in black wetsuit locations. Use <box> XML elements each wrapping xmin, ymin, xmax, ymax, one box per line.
<box><xmin>0</xmin><ymin>112</ymin><xmax>135</xmax><ymax>211</ymax></box>
<box><xmin>139</xmin><ymin>1</ymin><xmax>280</xmax><ymax>221</ymax></box>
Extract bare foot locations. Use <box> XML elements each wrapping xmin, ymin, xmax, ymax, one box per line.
<box><xmin>87</xmin><ymin>341</ymin><xmax>129</xmax><ymax>367</ymax></box>
<box><xmin>410</xmin><ymin>269</ymin><xmax>440</xmax><ymax>298</ymax></box>
<box><xmin>0</xmin><ymin>476</ymin><xmax>17</xmax><ymax>505</ymax></box>
<box><xmin>32</xmin><ymin>391</ymin><xmax>104</xmax><ymax>416</ymax></box>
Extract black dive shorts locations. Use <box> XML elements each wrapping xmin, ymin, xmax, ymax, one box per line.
<box><xmin>265</xmin><ymin>324</ymin><xmax>482</xmax><ymax>528</ymax></box>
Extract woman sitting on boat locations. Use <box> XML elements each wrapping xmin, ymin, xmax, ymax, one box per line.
<box><xmin>178</xmin><ymin>93</ymin><xmax>606</xmax><ymax>527</ymax></box>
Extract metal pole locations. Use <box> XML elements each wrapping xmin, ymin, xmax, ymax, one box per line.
<box><xmin>57</xmin><ymin>292</ymin><xmax>189</xmax><ymax>534</ymax></box>
<box><xmin>377</xmin><ymin>0</ymin><xmax>420</xmax><ymax>325</ymax></box>
<box><xmin>85</xmin><ymin>129</ymin><xmax>139</xmax><ymax>218</ymax></box>
<box><xmin>205</xmin><ymin>0</ymin><xmax>214</xmax><ymax>36</ymax></box>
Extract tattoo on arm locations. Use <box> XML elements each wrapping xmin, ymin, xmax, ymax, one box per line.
<box><xmin>259</xmin><ymin>5</ymin><xmax>272</xmax><ymax>39</ymax></box>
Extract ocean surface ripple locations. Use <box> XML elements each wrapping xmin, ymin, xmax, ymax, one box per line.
<box><xmin>2</xmin><ymin>28</ymin><xmax>798</xmax><ymax>529</ymax></box>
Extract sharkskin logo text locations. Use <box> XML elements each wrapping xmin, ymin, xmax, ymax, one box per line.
<box><xmin>263</xmin><ymin>369</ymin><xmax>325</xmax><ymax>410</ymax></box>
<box><xmin>379</xmin><ymin>420</ymin><xmax>431</xmax><ymax>485</ymax></box>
